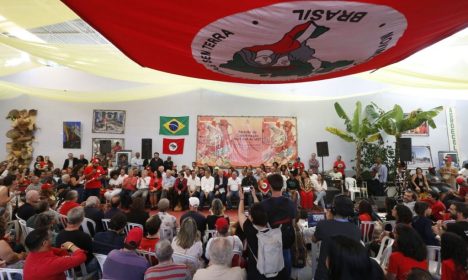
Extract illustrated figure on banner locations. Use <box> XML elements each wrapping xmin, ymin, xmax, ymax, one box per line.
<box><xmin>263</xmin><ymin>120</ymin><xmax>297</xmax><ymax>165</ymax></box>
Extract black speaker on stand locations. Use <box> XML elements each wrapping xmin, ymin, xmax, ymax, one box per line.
<box><xmin>142</xmin><ymin>138</ymin><xmax>152</xmax><ymax>160</ymax></box>
<box><xmin>316</xmin><ymin>141</ymin><xmax>329</xmax><ymax>174</ymax></box>
<box><xmin>397</xmin><ymin>138</ymin><xmax>412</xmax><ymax>162</ymax></box>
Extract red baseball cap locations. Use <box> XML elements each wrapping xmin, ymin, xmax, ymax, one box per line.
<box><xmin>41</xmin><ymin>183</ymin><xmax>52</xmax><ymax>190</ymax></box>
<box><xmin>456</xmin><ymin>176</ymin><xmax>466</xmax><ymax>185</ymax></box>
<box><xmin>215</xmin><ymin>217</ymin><xmax>229</xmax><ymax>231</ymax></box>
<box><xmin>125</xmin><ymin>227</ymin><xmax>143</xmax><ymax>246</ymax></box>
<box><xmin>92</xmin><ymin>158</ymin><xmax>100</xmax><ymax>164</ymax></box>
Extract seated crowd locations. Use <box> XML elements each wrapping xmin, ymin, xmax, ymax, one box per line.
<box><xmin>0</xmin><ymin>152</ymin><xmax>466</xmax><ymax>280</ymax></box>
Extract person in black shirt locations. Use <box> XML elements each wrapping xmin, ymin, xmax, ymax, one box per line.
<box><xmin>241</xmin><ymin>170</ymin><xmax>257</xmax><ymax>208</ymax></box>
<box><xmin>93</xmin><ymin>213</ymin><xmax>126</xmax><ymax>254</ymax></box>
<box><xmin>126</xmin><ymin>197</ymin><xmax>149</xmax><ymax>227</ymax></box>
<box><xmin>17</xmin><ymin>190</ymin><xmax>40</xmax><ymax>221</ymax></box>
<box><xmin>105</xmin><ymin>196</ymin><xmax>123</xmax><ymax>219</ymax></box>
<box><xmin>55</xmin><ymin>206</ymin><xmax>98</xmax><ymax>274</ymax></box>
<box><xmin>286</xmin><ymin>173</ymin><xmax>300</xmax><ymax>205</ymax></box>
<box><xmin>76</xmin><ymin>154</ymin><xmax>88</xmax><ymax>167</ymax></box>
<box><xmin>84</xmin><ymin>196</ymin><xmax>104</xmax><ymax>234</ymax></box>
<box><xmin>180</xmin><ymin>197</ymin><xmax>206</xmax><ymax>238</ymax></box>
<box><xmin>412</xmin><ymin>201</ymin><xmax>439</xmax><ymax>246</ymax></box>
<box><xmin>149</xmin><ymin>153</ymin><xmax>164</xmax><ymax>172</ymax></box>
<box><xmin>213</xmin><ymin>169</ymin><xmax>227</xmax><ymax>204</ymax></box>
<box><xmin>442</xmin><ymin>202</ymin><xmax>468</xmax><ymax>243</ymax></box>
<box><xmin>163</xmin><ymin>156</ymin><xmax>174</xmax><ymax>171</ymax></box>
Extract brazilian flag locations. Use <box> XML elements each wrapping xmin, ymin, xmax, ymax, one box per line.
<box><xmin>160</xmin><ymin>116</ymin><xmax>189</xmax><ymax>135</ymax></box>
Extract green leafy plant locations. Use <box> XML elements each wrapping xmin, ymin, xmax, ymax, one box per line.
<box><xmin>357</xmin><ymin>141</ymin><xmax>396</xmax><ymax>181</ymax></box>
<box><xmin>326</xmin><ymin>101</ymin><xmax>382</xmax><ymax>179</ymax></box>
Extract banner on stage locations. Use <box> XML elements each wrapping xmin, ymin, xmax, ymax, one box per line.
<box><xmin>196</xmin><ymin>116</ymin><xmax>297</xmax><ymax>167</ymax></box>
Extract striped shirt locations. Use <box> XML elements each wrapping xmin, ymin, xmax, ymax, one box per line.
<box><xmin>144</xmin><ymin>263</ymin><xmax>190</xmax><ymax>280</ymax></box>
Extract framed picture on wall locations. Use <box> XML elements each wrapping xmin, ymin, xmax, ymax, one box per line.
<box><xmin>438</xmin><ymin>151</ymin><xmax>460</xmax><ymax>168</ymax></box>
<box><xmin>91</xmin><ymin>138</ymin><xmax>125</xmax><ymax>157</ymax></box>
<box><xmin>401</xmin><ymin>114</ymin><xmax>429</xmax><ymax>136</ymax></box>
<box><xmin>407</xmin><ymin>146</ymin><xmax>433</xmax><ymax>169</ymax></box>
<box><xmin>115</xmin><ymin>150</ymin><xmax>132</xmax><ymax>169</ymax></box>
<box><xmin>63</xmin><ymin>121</ymin><xmax>81</xmax><ymax>149</ymax></box>
<box><xmin>92</xmin><ymin>110</ymin><xmax>126</xmax><ymax>134</ymax></box>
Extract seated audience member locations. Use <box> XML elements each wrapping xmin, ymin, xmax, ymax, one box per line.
<box><xmin>412</xmin><ymin>201</ymin><xmax>439</xmax><ymax>246</ymax></box>
<box><xmin>25</xmin><ymin>176</ymin><xmax>41</xmax><ymax>193</ymax></box>
<box><xmin>424</xmin><ymin>191</ymin><xmax>446</xmax><ymax>221</ymax></box>
<box><xmin>105</xmin><ymin>195</ymin><xmax>123</xmax><ymax>219</ymax></box>
<box><xmin>161</xmin><ymin>170</ymin><xmax>175</xmax><ymax>203</ymax></box>
<box><xmin>313</xmin><ymin>195</ymin><xmax>361</xmax><ymax>280</ymax></box>
<box><xmin>299</xmin><ymin>171</ymin><xmax>314</xmax><ymax>210</ymax></box>
<box><xmin>121</xmin><ymin>168</ymin><xmax>138</xmax><ymax>209</ymax></box>
<box><xmin>173</xmin><ymin>171</ymin><xmax>188</xmax><ymax>210</ymax></box>
<box><xmin>187</xmin><ymin>169</ymin><xmax>201</xmax><ymax>199</ymax></box>
<box><xmin>441</xmin><ymin>232</ymin><xmax>468</xmax><ymax>280</ymax></box>
<box><xmin>206</xmin><ymin>198</ymin><xmax>229</xmax><ymax>230</ymax></box>
<box><xmin>126</xmin><ymin>197</ymin><xmax>149</xmax><ymax>226</ymax></box>
<box><xmin>139</xmin><ymin>215</ymin><xmax>162</xmax><ymax>252</ymax></box>
<box><xmin>105</xmin><ymin>170</ymin><xmax>123</xmax><ymax>201</ymax></box>
<box><xmin>358</xmin><ymin>199</ymin><xmax>375</xmax><ymax>222</ymax></box>
<box><xmin>144</xmin><ymin>240</ymin><xmax>191</xmax><ymax>280</ymax></box>
<box><xmin>0</xmin><ymin>218</ymin><xmax>27</xmax><ymax>268</ymax></box>
<box><xmin>157</xmin><ymin>198</ymin><xmax>177</xmax><ymax>241</ymax></box>
<box><xmin>149</xmin><ymin>169</ymin><xmax>162</xmax><ymax>210</ymax></box>
<box><xmin>103</xmin><ymin>227</ymin><xmax>149</xmax><ymax>280</ymax></box>
<box><xmin>55</xmin><ymin>207</ymin><xmax>97</xmax><ymax>274</ymax></box>
<box><xmin>285</xmin><ymin>173</ymin><xmax>300</xmax><ymax>205</ymax></box>
<box><xmin>23</xmin><ymin>228</ymin><xmax>86</xmax><ymax>280</ymax></box>
<box><xmin>237</xmin><ymin>189</ymin><xmax>271</xmax><ymax>280</ymax></box>
<box><xmin>226</xmin><ymin>171</ymin><xmax>241</xmax><ymax>210</ymax></box>
<box><xmin>26</xmin><ymin>200</ymin><xmax>54</xmax><ymax>228</ymax></box>
<box><xmin>205</xmin><ymin>217</ymin><xmax>243</xmax><ymax>261</ymax></box>
<box><xmin>132</xmin><ymin>169</ymin><xmax>151</xmax><ymax>204</ymax></box>
<box><xmin>406</xmin><ymin>268</ymin><xmax>434</xmax><ymax>280</ymax></box>
<box><xmin>394</xmin><ymin>204</ymin><xmax>414</xmax><ymax>225</ymax></box>
<box><xmin>329</xmin><ymin>166</ymin><xmax>343</xmax><ymax>181</ymax></box>
<box><xmin>411</xmin><ymin>167</ymin><xmax>430</xmax><ymax>193</ymax></box>
<box><xmin>84</xmin><ymin>196</ymin><xmax>104</xmax><ymax>234</ymax></box>
<box><xmin>386</xmin><ymin>224</ymin><xmax>428</xmax><ymax>280</ymax></box>
<box><xmin>171</xmin><ymin>217</ymin><xmax>204</xmax><ymax>273</ymax></box>
<box><xmin>180</xmin><ymin>197</ymin><xmax>207</xmax><ymax>238</ymax></box>
<box><xmin>194</xmin><ymin>237</ymin><xmax>246</xmax><ymax>280</ymax></box>
<box><xmin>384</xmin><ymin>197</ymin><xmax>397</xmax><ymax>222</ymax></box>
<box><xmin>200</xmin><ymin>169</ymin><xmax>215</xmax><ymax>207</ymax></box>
<box><xmin>445</xmin><ymin>202</ymin><xmax>468</xmax><ymax>242</ymax></box>
<box><xmin>93</xmin><ymin>213</ymin><xmax>127</xmax><ymax>255</ymax></box>
<box><xmin>403</xmin><ymin>190</ymin><xmax>417</xmax><ymax>215</ymax></box>
<box><xmin>327</xmin><ymin>235</ymin><xmax>384</xmax><ymax>280</ymax></box>
<box><xmin>313</xmin><ymin>173</ymin><xmax>328</xmax><ymax>208</ymax></box>
<box><xmin>17</xmin><ymin>190</ymin><xmax>40</xmax><ymax>221</ymax></box>
<box><xmin>58</xmin><ymin>190</ymin><xmax>80</xmax><ymax>216</ymax></box>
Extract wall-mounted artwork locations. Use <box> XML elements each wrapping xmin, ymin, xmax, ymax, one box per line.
<box><xmin>92</xmin><ymin>110</ymin><xmax>126</xmax><ymax>134</ymax></box>
<box><xmin>63</xmin><ymin>121</ymin><xmax>81</xmax><ymax>149</ymax></box>
<box><xmin>91</xmin><ymin>138</ymin><xmax>125</xmax><ymax>157</ymax></box>
<box><xmin>401</xmin><ymin>114</ymin><xmax>429</xmax><ymax>136</ymax></box>
<box><xmin>407</xmin><ymin>146</ymin><xmax>433</xmax><ymax>169</ymax></box>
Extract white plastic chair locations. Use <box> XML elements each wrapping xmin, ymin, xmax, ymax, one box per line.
<box><xmin>427</xmin><ymin>245</ymin><xmax>441</xmax><ymax>276</ymax></box>
<box><xmin>124</xmin><ymin>223</ymin><xmax>143</xmax><ymax>235</ymax></box>
<box><xmin>203</xmin><ymin>229</ymin><xmax>217</xmax><ymax>244</ymax></box>
<box><xmin>380</xmin><ymin>244</ymin><xmax>393</xmax><ymax>269</ymax></box>
<box><xmin>81</xmin><ymin>218</ymin><xmax>96</xmax><ymax>236</ymax></box>
<box><xmin>93</xmin><ymin>253</ymin><xmax>107</xmax><ymax>272</ymax></box>
<box><xmin>0</xmin><ymin>268</ymin><xmax>23</xmax><ymax>280</ymax></box>
<box><xmin>359</xmin><ymin>221</ymin><xmax>376</xmax><ymax>244</ymax></box>
<box><xmin>136</xmin><ymin>250</ymin><xmax>158</xmax><ymax>266</ymax></box>
<box><xmin>101</xmin><ymin>219</ymin><xmax>110</xmax><ymax>231</ymax></box>
<box><xmin>345</xmin><ymin>177</ymin><xmax>360</xmax><ymax>201</ymax></box>
<box><xmin>360</xmin><ymin>181</ymin><xmax>369</xmax><ymax>198</ymax></box>
<box><xmin>371</xmin><ymin>236</ymin><xmax>394</xmax><ymax>265</ymax></box>
<box><xmin>66</xmin><ymin>262</ymin><xmax>93</xmax><ymax>280</ymax></box>
<box><xmin>17</xmin><ymin>219</ymin><xmax>30</xmax><ymax>245</ymax></box>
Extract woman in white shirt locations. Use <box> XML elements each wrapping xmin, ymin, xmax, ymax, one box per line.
<box><xmin>171</xmin><ymin>217</ymin><xmax>204</xmax><ymax>275</ymax></box>
<box><xmin>104</xmin><ymin>170</ymin><xmax>124</xmax><ymax>201</ymax></box>
<box><xmin>313</xmin><ymin>173</ymin><xmax>328</xmax><ymax>208</ymax></box>
<box><xmin>131</xmin><ymin>169</ymin><xmax>150</xmax><ymax>203</ymax></box>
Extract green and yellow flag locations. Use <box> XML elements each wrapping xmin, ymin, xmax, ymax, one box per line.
<box><xmin>160</xmin><ymin>116</ymin><xmax>189</xmax><ymax>135</ymax></box>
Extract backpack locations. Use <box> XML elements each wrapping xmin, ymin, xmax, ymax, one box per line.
<box><xmin>291</xmin><ymin>225</ymin><xmax>307</xmax><ymax>268</ymax></box>
<box><xmin>158</xmin><ymin>212</ymin><xmax>175</xmax><ymax>241</ymax></box>
<box><xmin>249</xmin><ymin>225</ymin><xmax>284</xmax><ymax>278</ymax></box>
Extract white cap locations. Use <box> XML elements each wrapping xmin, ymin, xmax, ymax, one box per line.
<box><xmin>189</xmin><ymin>197</ymin><xmax>200</xmax><ymax>207</ymax></box>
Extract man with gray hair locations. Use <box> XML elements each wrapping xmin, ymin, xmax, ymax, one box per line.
<box><xmin>84</xmin><ymin>196</ymin><xmax>104</xmax><ymax>234</ymax></box>
<box><xmin>17</xmin><ymin>190</ymin><xmax>40</xmax><ymax>220</ymax></box>
<box><xmin>56</xmin><ymin>206</ymin><xmax>98</xmax><ymax>274</ymax></box>
<box><xmin>193</xmin><ymin>238</ymin><xmax>246</xmax><ymax>280</ymax></box>
<box><xmin>25</xmin><ymin>176</ymin><xmax>41</xmax><ymax>193</ymax></box>
<box><xmin>144</xmin><ymin>240</ymin><xmax>190</xmax><ymax>280</ymax></box>
<box><xmin>58</xmin><ymin>190</ymin><xmax>80</xmax><ymax>215</ymax></box>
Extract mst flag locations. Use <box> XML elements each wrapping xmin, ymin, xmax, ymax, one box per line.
<box><xmin>163</xmin><ymin>138</ymin><xmax>185</xmax><ymax>155</ymax></box>
<box><xmin>160</xmin><ymin>116</ymin><xmax>189</xmax><ymax>135</ymax></box>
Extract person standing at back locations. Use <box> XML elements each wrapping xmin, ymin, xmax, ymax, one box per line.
<box><xmin>312</xmin><ymin>195</ymin><xmax>361</xmax><ymax>280</ymax></box>
<box><xmin>252</xmin><ymin>173</ymin><xmax>296</xmax><ymax>279</ymax></box>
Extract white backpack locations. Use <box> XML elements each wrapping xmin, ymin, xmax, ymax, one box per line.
<box><xmin>250</xmin><ymin>225</ymin><xmax>284</xmax><ymax>278</ymax></box>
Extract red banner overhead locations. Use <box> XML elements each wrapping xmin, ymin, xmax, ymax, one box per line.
<box><xmin>62</xmin><ymin>0</ymin><xmax>468</xmax><ymax>84</ymax></box>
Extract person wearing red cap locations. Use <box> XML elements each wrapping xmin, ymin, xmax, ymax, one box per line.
<box><xmin>83</xmin><ymin>158</ymin><xmax>106</xmax><ymax>199</ymax></box>
<box><xmin>205</xmin><ymin>217</ymin><xmax>243</xmax><ymax>262</ymax></box>
<box><xmin>103</xmin><ymin>227</ymin><xmax>149</xmax><ymax>280</ymax></box>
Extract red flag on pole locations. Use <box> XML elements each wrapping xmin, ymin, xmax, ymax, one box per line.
<box><xmin>162</xmin><ymin>138</ymin><xmax>185</xmax><ymax>155</ymax></box>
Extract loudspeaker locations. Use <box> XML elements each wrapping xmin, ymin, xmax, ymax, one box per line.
<box><xmin>141</xmin><ymin>138</ymin><xmax>152</xmax><ymax>159</ymax></box>
<box><xmin>316</xmin><ymin>142</ymin><xmax>329</xmax><ymax>157</ymax></box>
<box><xmin>397</xmin><ymin>138</ymin><xmax>412</xmax><ymax>162</ymax></box>
<box><xmin>99</xmin><ymin>140</ymin><xmax>111</xmax><ymax>155</ymax></box>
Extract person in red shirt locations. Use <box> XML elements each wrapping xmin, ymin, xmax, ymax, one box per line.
<box><xmin>441</xmin><ymin>232</ymin><xmax>468</xmax><ymax>280</ymax></box>
<box><xmin>83</xmin><ymin>158</ymin><xmax>106</xmax><ymax>199</ymax></box>
<box><xmin>58</xmin><ymin>190</ymin><xmax>80</xmax><ymax>216</ymax></box>
<box><xmin>139</xmin><ymin>215</ymin><xmax>161</xmax><ymax>252</ymax></box>
<box><xmin>293</xmin><ymin>157</ymin><xmax>305</xmax><ymax>175</ymax></box>
<box><xmin>333</xmin><ymin>155</ymin><xmax>346</xmax><ymax>178</ymax></box>
<box><xmin>257</xmin><ymin>172</ymin><xmax>271</xmax><ymax>200</ymax></box>
<box><xmin>386</xmin><ymin>224</ymin><xmax>428</xmax><ymax>280</ymax></box>
<box><xmin>23</xmin><ymin>228</ymin><xmax>86</xmax><ymax>280</ymax></box>
<box><xmin>424</xmin><ymin>191</ymin><xmax>446</xmax><ymax>221</ymax></box>
<box><xmin>121</xmin><ymin>168</ymin><xmax>138</xmax><ymax>209</ymax></box>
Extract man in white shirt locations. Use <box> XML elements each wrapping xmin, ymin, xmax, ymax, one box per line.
<box><xmin>161</xmin><ymin>170</ymin><xmax>175</xmax><ymax>201</ymax></box>
<box><xmin>130</xmin><ymin>152</ymin><xmax>144</xmax><ymax>171</ymax></box>
<box><xmin>226</xmin><ymin>171</ymin><xmax>242</xmax><ymax>209</ymax></box>
<box><xmin>187</xmin><ymin>169</ymin><xmax>201</xmax><ymax>198</ymax></box>
<box><xmin>199</xmin><ymin>169</ymin><xmax>215</xmax><ymax>207</ymax></box>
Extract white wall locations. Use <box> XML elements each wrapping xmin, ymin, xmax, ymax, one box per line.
<box><xmin>1</xmin><ymin>88</ymin><xmax>465</xmax><ymax>171</ymax></box>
